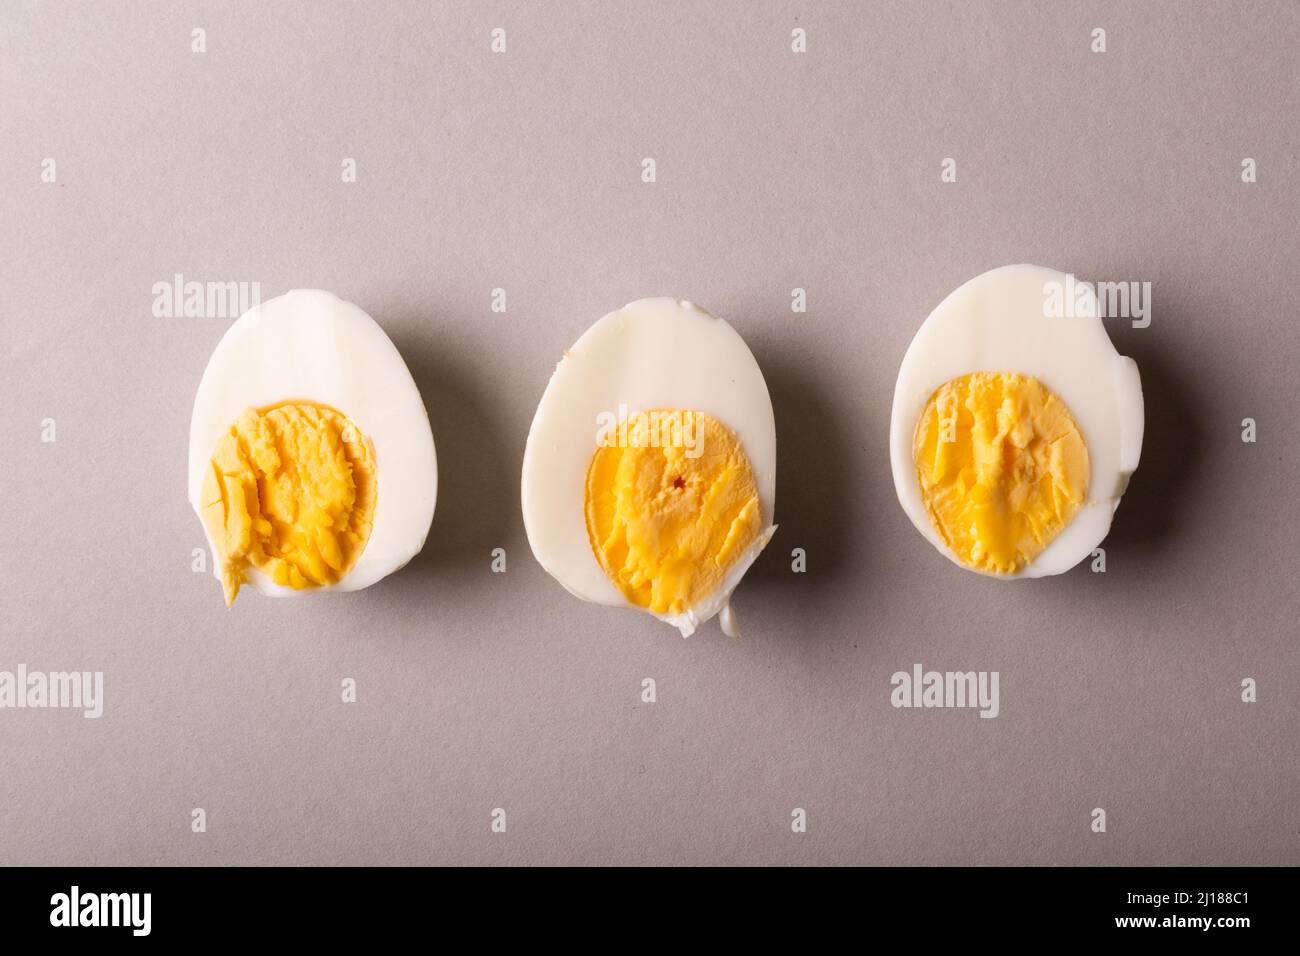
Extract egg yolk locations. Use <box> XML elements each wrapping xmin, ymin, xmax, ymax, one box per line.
<box><xmin>584</xmin><ymin>409</ymin><xmax>762</xmax><ymax>617</ymax></box>
<box><xmin>913</xmin><ymin>372</ymin><xmax>1089</xmax><ymax>575</ymax></box>
<box><xmin>200</xmin><ymin>402</ymin><xmax>377</xmax><ymax>606</ymax></box>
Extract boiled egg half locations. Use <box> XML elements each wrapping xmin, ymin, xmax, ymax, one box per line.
<box><xmin>522</xmin><ymin>298</ymin><xmax>777</xmax><ymax>637</ymax></box>
<box><xmin>890</xmin><ymin>264</ymin><xmax>1144</xmax><ymax>577</ymax></box>
<box><xmin>188</xmin><ymin>290</ymin><xmax>437</xmax><ymax>605</ymax></box>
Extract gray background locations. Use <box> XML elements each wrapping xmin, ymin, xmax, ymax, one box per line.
<box><xmin>2</xmin><ymin>0</ymin><xmax>1297</xmax><ymax>865</ymax></box>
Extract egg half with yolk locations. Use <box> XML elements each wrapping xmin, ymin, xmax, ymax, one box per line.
<box><xmin>890</xmin><ymin>264</ymin><xmax>1144</xmax><ymax>577</ymax></box>
<box><xmin>522</xmin><ymin>298</ymin><xmax>777</xmax><ymax>637</ymax></box>
<box><xmin>188</xmin><ymin>290</ymin><xmax>437</xmax><ymax>605</ymax></box>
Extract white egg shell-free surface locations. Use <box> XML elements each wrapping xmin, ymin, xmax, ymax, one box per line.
<box><xmin>187</xmin><ymin>289</ymin><xmax>438</xmax><ymax>596</ymax></box>
<box><xmin>521</xmin><ymin>297</ymin><xmax>777</xmax><ymax>627</ymax></box>
<box><xmin>889</xmin><ymin>264</ymin><xmax>1144</xmax><ymax>578</ymax></box>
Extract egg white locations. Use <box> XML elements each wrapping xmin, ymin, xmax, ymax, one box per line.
<box><xmin>521</xmin><ymin>298</ymin><xmax>777</xmax><ymax>635</ymax></box>
<box><xmin>889</xmin><ymin>264</ymin><xmax>1144</xmax><ymax>578</ymax></box>
<box><xmin>187</xmin><ymin>290</ymin><xmax>437</xmax><ymax>597</ymax></box>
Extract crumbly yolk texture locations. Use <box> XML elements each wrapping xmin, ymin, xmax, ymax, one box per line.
<box><xmin>913</xmin><ymin>372</ymin><xmax>1089</xmax><ymax>575</ymax></box>
<box><xmin>584</xmin><ymin>409</ymin><xmax>762</xmax><ymax>616</ymax></box>
<box><xmin>200</xmin><ymin>402</ymin><xmax>376</xmax><ymax>606</ymax></box>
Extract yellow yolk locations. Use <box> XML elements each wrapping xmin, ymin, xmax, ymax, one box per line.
<box><xmin>584</xmin><ymin>409</ymin><xmax>762</xmax><ymax>617</ymax></box>
<box><xmin>200</xmin><ymin>402</ymin><xmax>377</xmax><ymax>605</ymax></box>
<box><xmin>913</xmin><ymin>372</ymin><xmax>1089</xmax><ymax>575</ymax></box>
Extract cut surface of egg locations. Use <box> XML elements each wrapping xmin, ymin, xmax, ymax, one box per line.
<box><xmin>890</xmin><ymin>265</ymin><xmax>1144</xmax><ymax>577</ymax></box>
<box><xmin>188</xmin><ymin>290</ymin><xmax>437</xmax><ymax>605</ymax></box>
<box><xmin>522</xmin><ymin>298</ymin><xmax>777</xmax><ymax>637</ymax></box>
